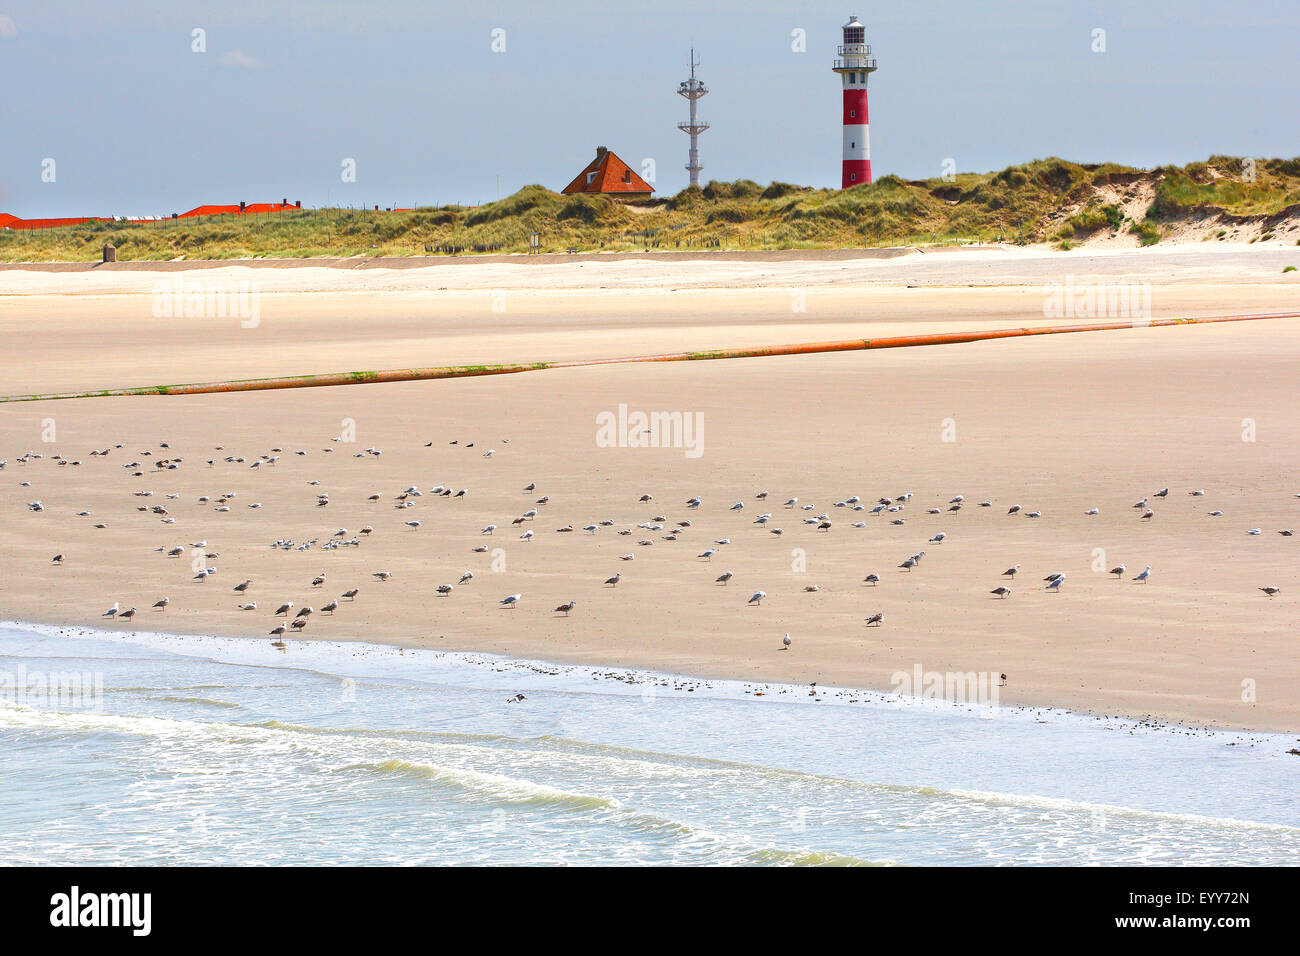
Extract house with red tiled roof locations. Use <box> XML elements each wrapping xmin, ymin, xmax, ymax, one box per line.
<box><xmin>561</xmin><ymin>147</ymin><xmax>653</xmax><ymax>196</ymax></box>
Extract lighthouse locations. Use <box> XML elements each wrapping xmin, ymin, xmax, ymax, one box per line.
<box><xmin>831</xmin><ymin>15</ymin><xmax>877</xmax><ymax>188</ymax></box>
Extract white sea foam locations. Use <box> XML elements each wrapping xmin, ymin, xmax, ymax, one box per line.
<box><xmin>3</xmin><ymin>620</ymin><xmax>1298</xmax><ymax>866</ymax></box>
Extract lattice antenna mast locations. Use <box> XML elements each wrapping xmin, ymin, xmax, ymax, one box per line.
<box><xmin>677</xmin><ymin>48</ymin><xmax>710</xmax><ymax>187</ymax></box>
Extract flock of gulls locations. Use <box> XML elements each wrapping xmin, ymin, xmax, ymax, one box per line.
<box><xmin>5</xmin><ymin>437</ymin><xmax>1294</xmax><ymax>657</ymax></box>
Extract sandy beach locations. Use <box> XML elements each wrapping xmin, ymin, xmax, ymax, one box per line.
<box><xmin>2</xmin><ymin>245</ymin><xmax>1298</xmax><ymax>732</ymax></box>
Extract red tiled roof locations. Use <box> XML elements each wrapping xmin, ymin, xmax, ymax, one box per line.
<box><xmin>562</xmin><ymin>148</ymin><xmax>653</xmax><ymax>195</ymax></box>
<box><xmin>0</xmin><ymin>215</ymin><xmax>105</xmax><ymax>230</ymax></box>
<box><xmin>179</xmin><ymin>202</ymin><xmax>299</xmax><ymax>217</ymax></box>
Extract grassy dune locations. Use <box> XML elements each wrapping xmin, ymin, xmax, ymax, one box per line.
<box><xmin>3</xmin><ymin>156</ymin><xmax>1299</xmax><ymax>262</ymax></box>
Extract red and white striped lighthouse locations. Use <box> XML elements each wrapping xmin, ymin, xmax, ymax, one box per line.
<box><xmin>832</xmin><ymin>15</ymin><xmax>878</xmax><ymax>188</ymax></box>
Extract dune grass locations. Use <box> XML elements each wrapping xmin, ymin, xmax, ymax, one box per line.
<box><xmin>2</xmin><ymin>156</ymin><xmax>1297</xmax><ymax>263</ymax></box>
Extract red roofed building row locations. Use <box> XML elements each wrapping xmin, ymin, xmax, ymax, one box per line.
<box><xmin>1</xmin><ymin>200</ymin><xmax>303</xmax><ymax>231</ymax></box>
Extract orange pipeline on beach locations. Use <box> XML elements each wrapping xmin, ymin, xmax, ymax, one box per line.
<box><xmin>2</xmin><ymin>311</ymin><xmax>1296</xmax><ymax>403</ymax></box>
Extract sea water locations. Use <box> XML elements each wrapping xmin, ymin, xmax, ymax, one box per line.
<box><xmin>1</xmin><ymin>621</ymin><xmax>1297</xmax><ymax>866</ymax></box>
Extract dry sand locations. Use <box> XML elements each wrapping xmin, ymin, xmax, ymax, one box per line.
<box><xmin>2</xmin><ymin>246</ymin><xmax>1298</xmax><ymax>731</ymax></box>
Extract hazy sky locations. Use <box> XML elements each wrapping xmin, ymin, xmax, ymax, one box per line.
<box><xmin>2</xmin><ymin>0</ymin><xmax>1298</xmax><ymax>217</ymax></box>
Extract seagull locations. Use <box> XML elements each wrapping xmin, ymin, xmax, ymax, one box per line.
<box><xmin>234</xmin><ymin>580</ymin><xmax>252</xmax><ymax>593</ymax></box>
<box><xmin>506</xmin><ymin>693</ymin><xmax>526</xmax><ymax>703</ymax></box>
<box><xmin>604</xmin><ymin>573</ymin><xmax>621</xmax><ymax>588</ymax></box>
<box><xmin>729</xmin><ymin>502</ymin><xmax>744</xmax><ymax>511</ymax></box>
<box><xmin>102</xmin><ymin>602</ymin><xmax>119</xmax><ymax>618</ymax></box>
<box><xmin>119</xmin><ymin>607</ymin><xmax>136</xmax><ymax>621</ymax></box>
<box><xmin>1046</xmin><ymin>575</ymin><xmax>1065</xmax><ymax>592</ymax></box>
<box><xmin>698</xmin><ymin>549</ymin><xmax>716</xmax><ymax>560</ymax></box>
<box><xmin>238</xmin><ymin>603</ymin><xmax>257</xmax><ymax>611</ymax></box>
<box><xmin>341</xmin><ymin>588</ymin><xmax>359</xmax><ymax>601</ymax></box>
<box><xmin>1044</xmin><ymin>572</ymin><xmax>1064</xmax><ymax>583</ymax></box>
<box><xmin>781</xmin><ymin>633</ymin><xmax>792</xmax><ymax>651</ymax></box>
<box><xmin>1133</xmin><ymin>498</ymin><xmax>1147</xmax><ymax>509</ymax></box>
<box><xmin>716</xmin><ymin>571</ymin><xmax>734</xmax><ymax>585</ymax></box>
<box><xmin>686</xmin><ymin>497</ymin><xmax>701</xmax><ymax>509</ymax></box>
<box><xmin>1133</xmin><ymin>566</ymin><xmax>1151</xmax><ymax>584</ymax></box>
<box><xmin>554</xmin><ymin>600</ymin><xmax>576</xmax><ymax>616</ymax></box>
<box><xmin>1140</xmin><ymin>510</ymin><xmax>1154</xmax><ymax>520</ymax></box>
<box><xmin>1085</xmin><ymin>508</ymin><xmax>1099</xmax><ymax>516</ymax></box>
<box><xmin>1154</xmin><ymin>488</ymin><xmax>1169</xmax><ymax>498</ymax></box>
<box><xmin>405</xmin><ymin>520</ymin><xmax>423</xmax><ymax>530</ymax></box>
<box><xmin>480</xmin><ymin>524</ymin><xmax>496</xmax><ymax>535</ymax></box>
<box><xmin>500</xmin><ymin>593</ymin><xmax>522</xmax><ymax>609</ymax></box>
<box><xmin>1208</xmin><ymin>510</ymin><xmax>1223</xmax><ymax>517</ymax></box>
<box><xmin>864</xmin><ymin>612</ymin><xmax>884</xmax><ymax>627</ymax></box>
<box><xmin>898</xmin><ymin>556</ymin><xmax>918</xmax><ymax>571</ymax></box>
<box><xmin>1246</xmin><ymin>528</ymin><xmax>1262</xmax><ymax>536</ymax></box>
<box><xmin>784</xmin><ymin>497</ymin><xmax>798</xmax><ymax>508</ymax></box>
<box><xmin>747</xmin><ymin>590</ymin><xmax>766</xmax><ymax>606</ymax></box>
<box><xmin>1002</xmin><ymin>565</ymin><xmax>1021</xmax><ymax>578</ymax></box>
<box><xmin>1259</xmin><ymin>586</ymin><xmax>1281</xmax><ymax>598</ymax></box>
<box><xmin>1109</xmin><ymin>564</ymin><xmax>1126</xmax><ymax>578</ymax></box>
<box><xmin>639</xmin><ymin>494</ymin><xmax>653</xmax><ymax>502</ymax></box>
<box><xmin>520</xmin><ymin>530</ymin><xmax>534</xmax><ymax>541</ymax></box>
<box><xmin>436</xmin><ymin>585</ymin><xmax>453</xmax><ymax>596</ymax></box>
<box><xmin>863</xmin><ymin>573</ymin><xmax>880</xmax><ymax>586</ymax></box>
<box><xmin>1189</xmin><ymin>489</ymin><xmax>1205</xmax><ymax>496</ymax></box>
<box><xmin>275</xmin><ymin>603</ymin><xmax>294</xmax><ymax>616</ymax></box>
<box><xmin>152</xmin><ymin>597</ymin><xmax>169</xmax><ymax>610</ymax></box>
<box><xmin>373</xmin><ymin>571</ymin><xmax>393</xmax><ymax>581</ymax></box>
<box><xmin>929</xmin><ymin>532</ymin><xmax>947</xmax><ymax>543</ymax></box>
<box><xmin>270</xmin><ymin>625</ymin><xmax>286</xmax><ymax>637</ymax></box>
<box><xmin>990</xmin><ymin>587</ymin><xmax>1012</xmax><ymax>599</ymax></box>
<box><xmin>459</xmin><ymin>571</ymin><xmax>474</xmax><ymax>584</ymax></box>
<box><xmin>52</xmin><ymin>554</ymin><xmax>64</xmax><ymax>565</ymax></box>
<box><xmin>1007</xmin><ymin>505</ymin><xmax>1021</xmax><ymax>515</ymax></box>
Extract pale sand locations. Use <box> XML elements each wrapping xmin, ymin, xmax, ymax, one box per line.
<box><xmin>2</xmin><ymin>246</ymin><xmax>1298</xmax><ymax>731</ymax></box>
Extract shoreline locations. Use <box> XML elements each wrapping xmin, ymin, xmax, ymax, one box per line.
<box><xmin>7</xmin><ymin>618</ymin><xmax>1291</xmax><ymax>743</ymax></box>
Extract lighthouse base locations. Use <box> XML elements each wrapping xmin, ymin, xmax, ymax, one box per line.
<box><xmin>842</xmin><ymin>160</ymin><xmax>871</xmax><ymax>189</ymax></box>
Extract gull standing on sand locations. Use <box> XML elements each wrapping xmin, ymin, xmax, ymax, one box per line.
<box><xmin>500</xmin><ymin>593</ymin><xmax>522</xmax><ymax>609</ymax></box>
<box><xmin>1259</xmin><ymin>587</ymin><xmax>1281</xmax><ymax>598</ymax></box>
<box><xmin>716</xmin><ymin>571</ymin><xmax>734</xmax><ymax>585</ymax></box>
<box><xmin>1046</xmin><ymin>575</ymin><xmax>1065</xmax><ymax>592</ymax></box>
<box><xmin>152</xmin><ymin>597</ymin><xmax>169</xmax><ymax>610</ymax></box>
<box><xmin>781</xmin><ymin>633</ymin><xmax>792</xmax><ymax>651</ymax></box>
<box><xmin>1133</xmin><ymin>566</ymin><xmax>1151</xmax><ymax>584</ymax></box>
<box><xmin>747</xmin><ymin>591</ymin><xmax>766</xmax><ymax>606</ymax></box>
<box><xmin>1002</xmin><ymin>565</ymin><xmax>1020</xmax><ymax>578</ymax></box>
<box><xmin>459</xmin><ymin>571</ymin><xmax>474</xmax><ymax>585</ymax></box>
<box><xmin>865</xmin><ymin>612</ymin><xmax>884</xmax><ymax>627</ymax></box>
<box><xmin>555</xmin><ymin>601</ymin><xmax>576</xmax><ymax>616</ymax></box>
<box><xmin>990</xmin><ymin>587</ymin><xmax>1012</xmax><ymax>599</ymax></box>
<box><xmin>604</xmin><ymin>573</ymin><xmax>622</xmax><ymax>588</ymax></box>
<box><xmin>102</xmin><ymin>602</ymin><xmax>119</xmax><ymax>618</ymax></box>
<box><xmin>1110</xmin><ymin>564</ymin><xmax>1126</xmax><ymax>578</ymax></box>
